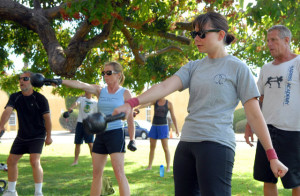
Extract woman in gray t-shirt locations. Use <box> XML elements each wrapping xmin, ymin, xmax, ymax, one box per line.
<box><xmin>114</xmin><ymin>12</ymin><xmax>288</xmax><ymax>195</ymax></box>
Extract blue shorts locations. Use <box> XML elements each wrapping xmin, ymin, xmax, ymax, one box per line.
<box><xmin>74</xmin><ymin>122</ymin><xmax>94</xmax><ymax>144</ymax></box>
<box><xmin>148</xmin><ymin>124</ymin><xmax>169</xmax><ymax>139</ymax></box>
<box><xmin>92</xmin><ymin>128</ymin><xmax>125</xmax><ymax>154</ymax></box>
<box><xmin>254</xmin><ymin>125</ymin><xmax>300</xmax><ymax>189</ymax></box>
<box><xmin>173</xmin><ymin>141</ymin><xmax>235</xmax><ymax>196</ymax></box>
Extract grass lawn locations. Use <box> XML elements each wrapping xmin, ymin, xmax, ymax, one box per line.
<box><xmin>0</xmin><ymin>138</ymin><xmax>292</xmax><ymax>196</ymax></box>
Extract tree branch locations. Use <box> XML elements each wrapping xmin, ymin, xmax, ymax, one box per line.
<box><xmin>0</xmin><ymin>0</ymin><xmax>38</xmax><ymax>32</ymax></box>
<box><xmin>155</xmin><ymin>31</ymin><xmax>191</xmax><ymax>45</ymax></box>
<box><xmin>123</xmin><ymin>19</ymin><xmax>192</xmax><ymax>45</ymax></box>
<box><xmin>85</xmin><ymin>18</ymin><xmax>115</xmax><ymax>49</ymax></box>
<box><xmin>44</xmin><ymin>6</ymin><xmax>62</xmax><ymax>20</ymax></box>
<box><xmin>145</xmin><ymin>46</ymin><xmax>183</xmax><ymax>58</ymax></box>
<box><xmin>33</xmin><ymin>0</ymin><xmax>41</xmax><ymax>9</ymax></box>
<box><xmin>120</xmin><ymin>24</ymin><xmax>146</xmax><ymax>65</ymax></box>
<box><xmin>70</xmin><ymin>20</ymin><xmax>92</xmax><ymax>43</ymax></box>
<box><xmin>175</xmin><ymin>22</ymin><xmax>193</xmax><ymax>31</ymax></box>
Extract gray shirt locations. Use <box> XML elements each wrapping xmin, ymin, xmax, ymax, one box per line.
<box><xmin>175</xmin><ymin>55</ymin><xmax>260</xmax><ymax>151</ymax></box>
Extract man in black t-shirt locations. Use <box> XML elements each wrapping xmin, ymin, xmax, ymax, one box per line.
<box><xmin>0</xmin><ymin>71</ymin><xmax>52</xmax><ymax>196</ymax></box>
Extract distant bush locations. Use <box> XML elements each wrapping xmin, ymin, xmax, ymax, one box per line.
<box><xmin>235</xmin><ymin>119</ymin><xmax>247</xmax><ymax>133</ymax></box>
<box><xmin>233</xmin><ymin>108</ymin><xmax>246</xmax><ymax>130</ymax></box>
<box><xmin>59</xmin><ymin>110</ymin><xmax>78</xmax><ymax>133</ymax></box>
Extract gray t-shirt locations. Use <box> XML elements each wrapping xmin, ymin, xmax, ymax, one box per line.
<box><xmin>175</xmin><ymin>55</ymin><xmax>260</xmax><ymax>151</ymax></box>
<box><xmin>257</xmin><ymin>55</ymin><xmax>300</xmax><ymax>131</ymax></box>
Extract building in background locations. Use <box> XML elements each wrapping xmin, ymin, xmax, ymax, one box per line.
<box><xmin>0</xmin><ymin>87</ymin><xmax>66</xmax><ymax>131</ymax></box>
<box><xmin>0</xmin><ymin>87</ymin><xmax>242</xmax><ymax>133</ymax></box>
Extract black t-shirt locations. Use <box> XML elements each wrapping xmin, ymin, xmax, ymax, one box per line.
<box><xmin>5</xmin><ymin>91</ymin><xmax>50</xmax><ymax>139</ymax></box>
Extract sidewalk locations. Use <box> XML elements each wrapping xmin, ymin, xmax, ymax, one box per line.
<box><xmin>0</xmin><ymin>130</ymin><xmax>74</xmax><ymax>144</ymax></box>
<box><xmin>0</xmin><ymin>130</ymin><xmax>256</xmax><ymax>145</ymax></box>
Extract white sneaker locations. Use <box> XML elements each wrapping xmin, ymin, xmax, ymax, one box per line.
<box><xmin>0</xmin><ymin>163</ymin><xmax>8</xmax><ymax>171</ymax></box>
<box><xmin>34</xmin><ymin>193</ymin><xmax>43</xmax><ymax>196</ymax></box>
<box><xmin>2</xmin><ymin>190</ymin><xmax>18</xmax><ymax>196</ymax></box>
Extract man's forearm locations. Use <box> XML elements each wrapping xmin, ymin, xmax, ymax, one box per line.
<box><xmin>0</xmin><ymin>108</ymin><xmax>13</xmax><ymax>130</ymax></box>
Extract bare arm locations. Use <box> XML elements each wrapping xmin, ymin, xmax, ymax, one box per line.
<box><xmin>113</xmin><ymin>75</ymin><xmax>183</xmax><ymax>117</ymax></box>
<box><xmin>62</xmin><ymin>80</ymin><xmax>101</xmax><ymax>98</ymax></box>
<box><xmin>137</xmin><ymin>75</ymin><xmax>182</xmax><ymax>105</ymax></box>
<box><xmin>244</xmin><ymin>98</ymin><xmax>288</xmax><ymax>178</ymax></box>
<box><xmin>168</xmin><ymin>101</ymin><xmax>179</xmax><ymax>137</ymax></box>
<box><xmin>43</xmin><ymin>113</ymin><xmax>52</xmax><ymax>146</ymax></box>
<box><xmin>244</xmin><ymin>95</ymin><xmax>264</xmax><ymax>146</ymax></box>
<box><xmin>136</xmin><ymin>102</ymin><xmax>155</xmax><ymax>110</ymax></box>
<box><xmin>124</xmin><ymin>90</ymin><xmax>135</xmax><ymax>140</ymax></box>
<box><xmin>0</xmin><ymin>107</ymin><xmax>13</xmax><ymax>131</ymax></box>
<box><xmin>68</xmin><ymin>100</ymin><xmax>79</xmax><ymax>112</ymax></box>
<box><xmin>244</xmin><ymin>98</ymin><xmax>272</xmax><ymax>150</ymax></box>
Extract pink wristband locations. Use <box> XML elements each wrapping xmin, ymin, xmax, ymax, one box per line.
<box><xmin>125</xmin><ymin>98</ymin><xmax>139</xmax><ymax>108</ymax></box>
<box><xmin>266</xmin><ymin>149</ymin><xmax>278</xmax><ymax>161</ymax></box>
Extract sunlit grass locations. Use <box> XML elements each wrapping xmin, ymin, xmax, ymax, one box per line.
<box><xmin>0</xmin><ymin>139</ymin><xmax>292</xmax><ymax>195</ymax></box>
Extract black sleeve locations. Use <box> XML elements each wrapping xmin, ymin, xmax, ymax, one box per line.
<box><xmin>5</xmin><ymin>92</ymin><xmax>18</xmax><ymax>109</ymax></box>
<box><xmin>37</xmin><ymin>93</ymin><xmax>50</xmax><ymax>115</ymax></box>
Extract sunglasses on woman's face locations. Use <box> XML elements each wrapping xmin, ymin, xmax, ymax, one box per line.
<box><xmin>190</xmin><ymin>29</ymin><xmax>221</xmax><ymax>39</ymax></box>
<box><xmin>19</xmin><ymin>76</ymin><xmax>30</xmax><ymax>81</ymax></box>
<box><xmin>101</xmin><ymin>70</ymin><xmax>118</xmax><ymax>76</ymax></box>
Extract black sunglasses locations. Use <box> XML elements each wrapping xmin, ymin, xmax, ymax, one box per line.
<box><xmin>101</xmin><ymin>70</ymin><xmax>118</xmax><ymax>76</ymax></box>
<box><xmin>190</xmin><ymin>29</ymin><xmax>221</xmax><ymax>39</ymax></box>
<box><xmin>19</xmin><ymin>76</ymin><xmax>30</xmax><ymax>81</ymax></box>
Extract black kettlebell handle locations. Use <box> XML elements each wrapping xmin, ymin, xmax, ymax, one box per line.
<box><xmin>105</xmin><ymin>112</ymin><xmax>126</xmax><ymax>122</ymax></box>
<box><xmin>44</xmin><ymin>78</ymin><xmax>62</xmax><ymax>86</ymax></box>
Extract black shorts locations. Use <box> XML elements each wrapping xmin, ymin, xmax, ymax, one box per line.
<box><xmin>92</xmin><ymin>128</ymin><xmax>125</xmax><ymax>154</ymax></box>
<box><xmin>254</xmin><ymin>125</ymin><xmax>300</xmax><ymax>189</ymax></box>
<box><xmin>173</xmin><ymin>141</ymin><xmax>235</xmax><ymax>196</ymax></box>
<box><xmin>10</xmin><ymin>137</ymin><xmax>45</xmax><ymax>154</ymax></box>
<box><xmin>74</xmin><ymin>122</ymin><xmax>94</xmax><ymax>144</ymax></box>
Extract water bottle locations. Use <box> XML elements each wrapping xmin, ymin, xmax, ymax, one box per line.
<box><xmin>160</xmin><ymin>165</ymin><xmax>164</xmax><ymax>177</ymax></box>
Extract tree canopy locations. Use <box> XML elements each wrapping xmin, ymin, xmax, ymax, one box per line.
<box><xmin>0</xmin><ymin>0</ymin><xmax>299</xmax><ymax>96</ymax></box>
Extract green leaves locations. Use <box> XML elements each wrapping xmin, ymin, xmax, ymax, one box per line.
<box><xmin>0</xmin><ymin>0</ymin><xmax>299</xmax><ymax>96</ymax></box>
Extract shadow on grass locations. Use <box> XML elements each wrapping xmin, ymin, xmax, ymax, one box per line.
<box><xmin>0</xmin><ymin>154</ymin><xmax>95</xmax><ymax>195</ymax></box>
<box><xmin>0</xmin><ymin>155</ymin><xmax>292</xmax><ymax>196</ymax></box>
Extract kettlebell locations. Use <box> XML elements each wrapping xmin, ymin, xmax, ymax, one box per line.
<box><xmin>63</xmin><ymin>110</ymin><xmax>73</xmax><ymax>118</ymax></box>
<box><xmin>83</xmin><ymin>112</ymin><xmax>125</xmax><ymax>134</ymax></box>
<box><xmin>0</xmin><ymin>180</ymin><xmax>7</xmax><ymax>193</ymax></box>
<box><xmin>30</xmin><ymin>73</ymin><xmax>62</xmax><ymax>88</ymax></box>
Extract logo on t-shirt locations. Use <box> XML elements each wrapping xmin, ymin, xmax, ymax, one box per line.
<box><xmin>214</xmin><ymin>74</ymin><xmax>226</xmax><ymax>85</ymax></box>
<box><xmin>83</xmin><ymin>101</ymin><xmax>94</xmax><ymax>113</ymax></box>
<box><xmin>264</xmin><ymin>76</ymin><xmax>283</xmax><ymax>88</ymax></box>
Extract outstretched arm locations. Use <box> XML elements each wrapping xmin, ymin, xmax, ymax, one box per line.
<box><xmin>68</xmin><ymin>100</ymin><xmax>79</xmax><ymax>112</ymax></box>
<box><xmin>113</xmin><ymin>75</ymin><xmax>183</xmax><ymax>118</ymax></box>
<box><xmin>136</xmin><ymin>76</ymin><xmax>182</xmax><ymax>106</ymax></box>
<box><xmin>62</xmin><ymin>80</ymin><xmax>101</xmax><ymax>98</ymax></box>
